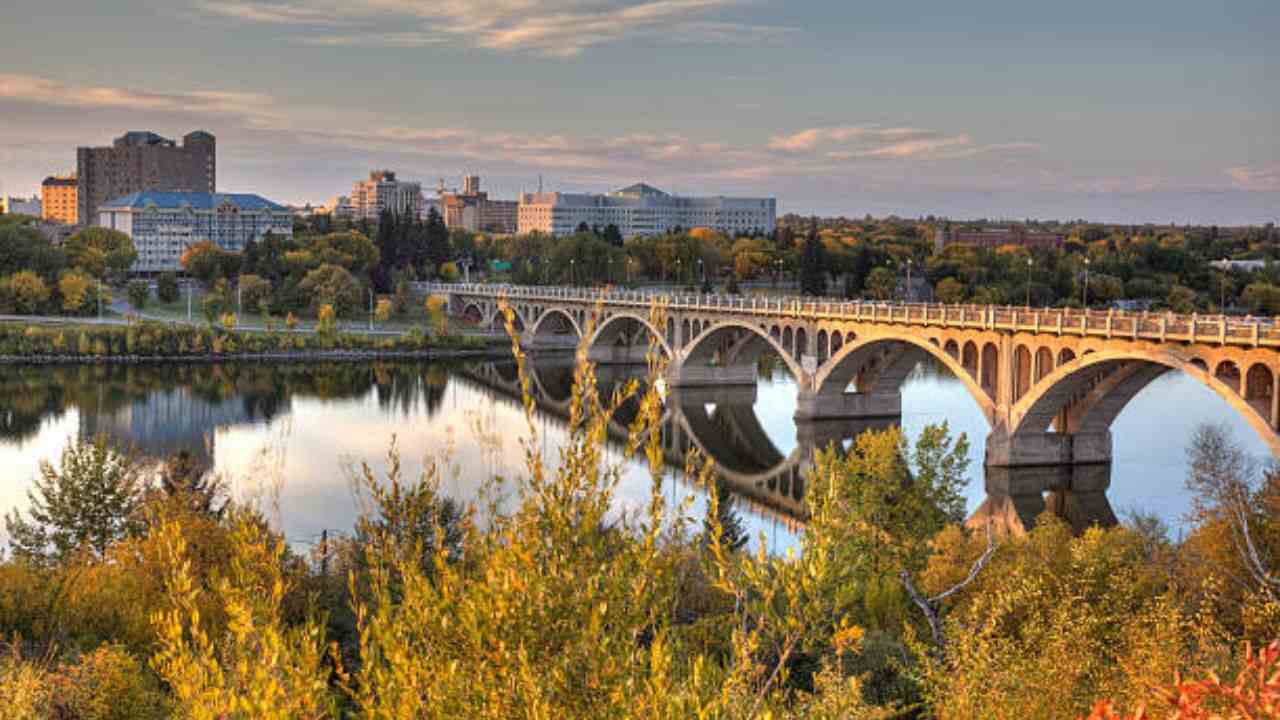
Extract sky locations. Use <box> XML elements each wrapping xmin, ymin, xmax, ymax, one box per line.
<box><xmin>0</xmin><ymin>0</ymin><xmax>1277</xmax><ymax>224</ymax></box>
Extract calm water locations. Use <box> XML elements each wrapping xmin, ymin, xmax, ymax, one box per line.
<box><xmin>0</xmin><ymin>354</ymin><xmax>1273</xmax><ymax>552</ymax></box>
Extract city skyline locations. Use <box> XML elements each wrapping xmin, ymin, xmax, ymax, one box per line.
<box><xmin>1</xmin><ymin>0</ymin><xmax>1277</xmax><ymax>224</ymax></box>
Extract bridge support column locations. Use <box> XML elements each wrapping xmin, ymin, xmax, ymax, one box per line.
<box><xmin>984</xmin><ymin>429</ymin><xmax>1112</xmax><ymax>467</ymax></box>
<box><xmin>794</xmin><ymin>391</ymin><xmax>901</xmax><ymax>421</ymax></box>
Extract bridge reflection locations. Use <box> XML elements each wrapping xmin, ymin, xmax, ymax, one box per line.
<box><xmin>458</xmin><ymin>355</ymin><xmax>1119</xmax><ymax>535</ymax></box>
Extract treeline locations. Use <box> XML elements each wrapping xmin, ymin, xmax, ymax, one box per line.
<box><xmin>0</xmin><ymin>319</ymin><xmax>483</xmax><ymax>360</ymax></box>
<box><xmin>0</xmin><ymin>348</ymin><xmax>1276</xmax><ymax>717</ymax></box>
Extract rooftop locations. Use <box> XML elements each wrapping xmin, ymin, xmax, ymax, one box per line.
<box><xmin>100</xmin><ymin>191</ymin><xmax>287</xmax><ymax>212</ymax></box>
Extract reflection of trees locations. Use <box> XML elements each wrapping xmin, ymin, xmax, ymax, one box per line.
<box><xmin>0</xmin><ymin>361</ymin><xmax>459</xmax><ymax>447</ymax></box>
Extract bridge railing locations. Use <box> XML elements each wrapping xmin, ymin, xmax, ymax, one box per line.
<box><xmin>420</xmin><ymin>282</ymin><xmax>1280</xmax><ymax>348</ymax></box>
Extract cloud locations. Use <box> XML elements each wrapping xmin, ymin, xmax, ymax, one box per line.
<box><xmin>193</xmin><ymin>0</ymin><xmax>795</xmax><ymax>57</ymax></box>
<box><xmin>0</xmin><ymin>73</ymin><xmax>283</xmax><ymax>127</ymax></box>
<box><xmin>1227</xmin><ymin>165</ymin><xmax>1280</xmax><ymax>192</ymax></box>
<box><xmin>768</xmin><ymin>125</ymin><xmax>1038</xmax><ymax>162</ymax></box>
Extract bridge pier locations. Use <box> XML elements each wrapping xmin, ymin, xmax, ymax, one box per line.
<box><xmin>984</xmin><ymin>429</ymin><xmax>1112</xmax><ymax>467</ymax></box>
<box><xmin>793</xmin><ymin>391</ymin><xmax>901</xmax><ymax>421</ymax></box>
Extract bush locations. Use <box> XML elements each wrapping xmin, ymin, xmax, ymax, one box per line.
<box><xmin>238</xmin><ymin>273</ymin><xmax>272</xmax><ymax>313</ymax></box>
<box><xmin>156</xmin><ymin>272</ymin><xmax>180</xmax><ymax>303</ymax></box>
<box><xmin>6</xmin><ymin>271</ymin><xmax>49</xmax><ymax>315</ymax></box>
<box><xmin>298</xmin><ymin>264</ymin><xmax>361</xmax><ymax>317</ymax></box>
<box><xmin>126</xmin><ymin>280</ymin><xmax>149</xmax><ymax>311</ymax></box>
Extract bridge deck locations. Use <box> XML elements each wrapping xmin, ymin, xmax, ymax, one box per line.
<box><xmin>431</xmin><ymin>283</ymin><xmax>1280</xmax><ymax>349</ymax></box>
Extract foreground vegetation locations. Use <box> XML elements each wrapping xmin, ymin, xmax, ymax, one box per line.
<box><xmin>0</xmin><ymin>306</ymin><xmax>1277</xmax><ymax>718</ymax></box>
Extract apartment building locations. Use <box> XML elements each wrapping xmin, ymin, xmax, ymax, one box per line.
<box><xmin>41</xmin><ymin>174</ymin><xmax>78</xmax><ymax>224</ymax></box>
<box><xmin>77</xmin><ymin>130</ymin><xmax>216</xmax><ymax>226</ymax></box>
<box><xmin>350</xmin><ymin>170</ymin><xmax>423</xmax><ymax>221</ymax></box>
<box><xmin>439</xmin><ymin>175</ymin><xmax>518</xmax><ymax>233</ymax></box>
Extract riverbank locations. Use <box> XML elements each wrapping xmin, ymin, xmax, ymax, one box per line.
<box><xmin>0</xmin><ymin>319</ymin><xmax>512</xmax><ymax>365</ymax></box>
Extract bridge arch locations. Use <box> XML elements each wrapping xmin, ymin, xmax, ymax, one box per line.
<box><xmin>812</xmin><ymin>333</ymin><xmax>998</xmax><ymax>424</ymax></box>
<box><xmin>677</xmin><ymin>320</ymin><xmax>808</xmax><ymax>385</ymax></box>
<box><xmin>1010</xmin><ymin>348</ymin><xmax>1280</xmax><ymax>455</ymax></box>
<box><xmin>529</xmin><ymin>307</ymin><xmax>583</xmax><ymax>343</ymax></box>
<box><xmin>587</xmin><ymin>311</ymin><xmax>673</xmax><ymax>358</ymax></box>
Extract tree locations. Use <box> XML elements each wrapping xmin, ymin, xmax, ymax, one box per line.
<box><xmin>439</xmin><ymin>261</ymin><xmax>460</xmax><ymax>282</ymax></box>
<box><xmin>799</xmin><ymin>219</ymin><xmax>828</xmax><ymax>295</ymax></box>
<box><xmin>157</xmin><ymin>272</ymin><xmax>180</xmax><ymax>303</ymax></box>
<box><xmin>867</xmin><ymin>266</ymin><xmax>897</xmax><ymax>300</ymax></box>
<box><xmin>64</xmin><ymin>227</ymin><xmax>137</xmax><ymax>280</ymax></box>
<box><xmin>374</xmin><ymin>298</ymin><xmax>392</xmax><ymax>324</ymax></box>
<box><xmin>157</xmin><ymin>449</ymin><xmax>227</xmax><ymax>518</ymax></box>
<box><xmin>127</xmin><ymin>280</ymin><xmax>149</xmax><ymax>311</ymax></box>
<box><xmin>4</xmin><ymin>436</ymin><xmax>147</xmax><ymax>564</ymax></box>
<box><xmin>1241</xmin><ymin>282</ymin><xmax>1280</xmax><ymax>315</ymax></box>
<box><xmin>58</xmin><ymin>270</ymin><xmax>94</xmax><ymax>315</ymax></box>
<box><xmin>298</xmin><ymin>264</ymin><xmax>361</xmax><ymax>316</ymax></box>
<box><xmin>424</xmin><ymin>207</ymin><xmax>452</xmax><ymax>271</ymax></box>
<box><xmin>237</xmin><ymin>274</ymin><xmax>272</xmax><ymax>313</ymax></box>
<box><xmin>935</xmin><ymin>277</ymin><xmax>966</xmax><ymax>304</ymax></box>
<box><xmin>6</xmin><ymin>270</ymin><xmax>50</xmax><ymax>314</ymax></box>
<box><xmin>181</xmin><ymin>240</ymin><xmax>227</xmax><ymax>288</ymax></box>
<box><xmin>602</xmin><ymin>223</ymin><xmax>624</xmax><ymax>248</ymax></box>
<box><xmin>703</xmin><ymin>478</ymin><xmax>748</xmax><ymax>552</ymax></box>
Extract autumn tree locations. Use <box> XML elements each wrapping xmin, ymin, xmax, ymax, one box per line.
<box><xmin>64</xmin><ymin>227</ymin><xmax>137</xmax><ymax>280</ymax></box>
<box><xmin>298</xmin><ymin>264</ymin><xmax>361</xmax><ymax>316</ymax></box>
<box><xmin>4</xmin><ymin>436</ymin><xmax>148</xmax><ymax>564</ymax></box>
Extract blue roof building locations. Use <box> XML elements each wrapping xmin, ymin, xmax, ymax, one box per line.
<box><xmin>99</xmin><ymin>191</ymin><xmax>293</xmax><ymax>273</ymax></box>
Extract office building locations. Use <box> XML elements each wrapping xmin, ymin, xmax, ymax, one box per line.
<box><xmin>438</xmin><ymin>175</ymin><xmax>518</xmax><ymax>233</ymax></box>
<box><xmin>77</xmin><ymin>130</ymin><xmax>216</xmax><ymax>226</ymax></box>
<box><xmin>98</xmin><ymin>191</ymin><xmax>292</xmax><ymax>273</ymax></box>
<box><xmin>350</xmin><ymin>170</ymin><xmax>423</xmax><ymax>221</ymax></box>
<box><xmin>0</xmin><ymin>196</ymin><xmax>42</xmax><ymax>217</ymax></box>
<box><xmin>41</xmin><ymin>174</ymin><xmax>78</xmax><ymax>224</ymax></box>
<box><xmin>517</xmin><ymin>183</ymin><xmax>775</xmax><ymax>238</ymax></box>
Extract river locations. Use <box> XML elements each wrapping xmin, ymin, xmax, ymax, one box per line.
<box><xmin>0</xmin><ymin>353</ymin><xmax>1273</xmax><ymax>552</ymax></box>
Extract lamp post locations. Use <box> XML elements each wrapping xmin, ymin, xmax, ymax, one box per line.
<box><xmin>186</xmin><ymin>280</ymin><xmax>192</xmax><ymax>323</ymax></box>
<box><xmin>1220</xmin><ymin>258</ymin><xmax>1230</xmax><ymax>314</ymax></box>
<box><xmin>905</xmin><ymin>259</ymin><xmax>913</xmax><ymax>303</ymax></box>
<box><xmin>1082</xmin><ymin>256</ymin><xmax>1090</xmax><ymax>308</ymax></box>
<box><xmin>368</xmin><ymin>288</ymin><xmax>374</xmax><ymax>332</ymax></box>
<box><xmin>97</xmin><ymin>279</ymin><xmax>102</xmax><ymax>322</ymax></box>
<box><xmin>570</xmin><ymin>258</ymin><xmax>576</xmax><ymax>287</ymax></box>
<box><xmin>676</xmin><ymin>258</ymin><xmax>682</xmax><ymax>287</ymax></box>
<box><xmin>1025</xmin><ymin>256</ymin><xmax>1033</xmax><ymax>307</ymax></box>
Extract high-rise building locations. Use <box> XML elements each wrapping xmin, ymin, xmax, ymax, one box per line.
<box><xmin>41</xmin><ymin>174</ymin><xmax>78</xmax><ymax>224</ymax></box>
<box><xmin>439</xmin><ymin>175</ymin><xmax>518</xmax><ymax>234</ymax></box>
<box><xmin>350</xmin><ymin>170</ymin><xmax>423</xmax><ymax>221</ymax></box>
<box><xmin>517</xmin><ymin>183</ymin><xmax>775</xmax><ymax>238</ymax></box>
<box><xmin>76</xmin><ymin>130</ymin><xmax>216</xmax><ymax>226</ymax></box>
<box><xmin>98</xmin><ymin>191</ymin><xmax>292</xmax><ymax>273</ymax></box>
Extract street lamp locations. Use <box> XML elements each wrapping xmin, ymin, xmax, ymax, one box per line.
<box><xmin>186</xmin><ymin>280</ymin><xmax>192</xmax><ymax>323</ymax></box>
<box><xmin>698</xmin><ymin>258</ymin><xmax>704</xmax><ymax>283</ymax></box>
<box><xmin>1220</xmin><ymin>258</ymin><xmax>1230</xmax><ymax>314</ymax></box>
<box><xmin>1025</xmin><ymin>256</ymin><xmax>1033</xmax><ymax>307</ymax></box>
<box><xmin>905</xmin><ymin>259</ymin><xmax>913</xmax><ymax>303</ymax></box>
<box><xmin>676</xmin><ymin>258</ymin><xmax>682</xmax><ymax>286</ymax></box>
<box><xmin>1082</xmin><ymin>256</ymin><xmax>1090</xmax><ymax>308</ymax></box>
<box><xmin>570</xmin><ymin>258</ymin><xmax>576</xmax><ymax>286</ymax></box>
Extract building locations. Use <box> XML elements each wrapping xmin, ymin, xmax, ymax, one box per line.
<box><xmin>350</xmin><ymin>170</ymin><xmax>423</xmax><ymax>221</ymax></box>
<box><xmin>41</xmin><ymin>174</ymin><xmax>78</xmax><ymax>224</ymax></box>
<box><xmin>936</xmin><ymin>226</ymin><xmax>1065</xmax><ymax>251</ymax></box>
<box><xmin>0</xmin><ymin>196</ymin><xmax>42</xmax><ymax>217</ymax></box>
<box><xmin>517</xmin><ymin>183</ymin><xmax>776</xmax><ymax>238</ymax></box>
<box><xmin>77</xmin><ymin>130</ymin><xmax>216</xmax><ymax>226</ymax></box>
<box><xmin>98</xmin><ymin>191</ymin><xmax>292</xmax><ymax>273</ymax></box>
<box><xmin>438</xmin><ymin>175</ymin><xmax>518</xmax><ymax>233</ymax></box>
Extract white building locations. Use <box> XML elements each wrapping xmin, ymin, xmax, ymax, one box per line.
<box><xmin>517</xmin><ymin>183</ymin><xmax>775</xmax><ymax>238</ymax></box>
<box><xmin>1</xmin><ymin>196</ymin><xmax>42</xmax><ymax>217</ymax></box>
<box><xmin>98</xmin><ymin>191</ymin><xmax>293</xmax><ymax>273</ymax></box>
<box><xmin>350</xmin><ymin>170</ymin><xmax>423</xmax><ymax>221</ymax></box>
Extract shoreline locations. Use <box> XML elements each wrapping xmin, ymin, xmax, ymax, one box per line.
<box><xmin>0</xmin><ymin>345</ymin><xmax>513</xmax><ymax>366</ymax></box>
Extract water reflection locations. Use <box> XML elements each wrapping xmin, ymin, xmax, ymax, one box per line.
<box><xmin>0</xmin><ymin>354</ymin><xmax>1205</xmax><ymax>550</ymax></box>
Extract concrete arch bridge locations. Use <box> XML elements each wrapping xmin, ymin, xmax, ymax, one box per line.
<box><xmin>433</xmin><ymin>283</ymin><xmax>1280</xmax><ymax>468</ymax></box>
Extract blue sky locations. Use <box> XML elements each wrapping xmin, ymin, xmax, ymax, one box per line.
<box><xmin>1</xmin><ymin>0</ymin><xmax>1276</xmax><ymax>223</ymax></box>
